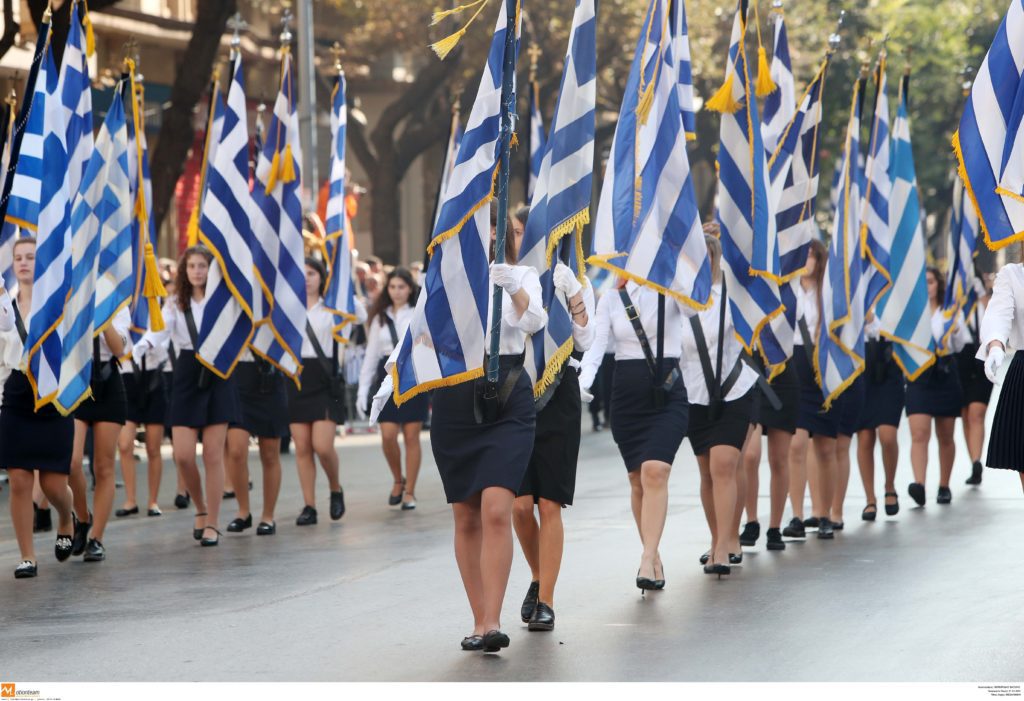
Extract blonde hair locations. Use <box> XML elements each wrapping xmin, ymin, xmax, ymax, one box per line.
<box><xmin>704</xmin><ymin>234</ymin><xmax>722</xmax><ymax>284</ymax></box>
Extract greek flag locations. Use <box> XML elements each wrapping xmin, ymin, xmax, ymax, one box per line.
<box><xmin>710</xmin><ymin>0</ymin><xmax>784</xmax><ymax>367</ymax></box>
<box><xmin>187</xmin><ymin>77</ymin><xmax>224</xmax><ymax>248</ymax></box>
<box><xmin>250</xmin><ymin>51</ymin><xmax>306</xmax><ymax>383</ymax></box>
<box><xmin>954</xmin><ymin>0</ymin><xmax>1024</xmax><ymax>250</ymax></box>
<box><xmin>127</xmin><ymin>97</ymin><xmax>153</xmax><ymax>343</ymax></box>
<box><xmin>0</xmin><ymin>99</ymin><xmax>17</xmax><ymax>288</ymax></box>
<box><xmin>56</xmin><ymin>91</ymin><xmax>130</xmax><ymax>414</ymax></box>
<box><xmin>861</xmin><ymin>55</ymin><xmax>893</xmax><ymax>312</ymax></box>
<box><xmin>323</xmin><ymin>69</ymin><xmax>357</xmax><ymax>340</ymax></box>
<box><xmin>25</xmin><ymin>7</ymin><xmax>92</xmax><ymax>407</ymax></box>
<box><xmin>520</xmin><ymin>0</ymin><xmax>596</xmax><ymax>396</ymax></box>
<box><xmin>589</xmin><ymin>0</ymin><xmax>711</xmax><ymax>309</ymax></box>
<box><xmin>816</xmin><ymin>78</ymin><xmax>867</xmax><ymax>408</ymax></box>
<box><xmin>670</xmin><ymin>0</ymin><xmax>696</xmax><ymax>141</ymax></box>
<box><xmin>761</xmin><ymin>9</ymin><xmax>795</xmax><ymax>155</ymax></box>
<box><xmin>878</xmin><ymin>76</ymin><xmax>934</xmax><ymax>378</ymax></box>
<box><xmin>433</xmin><ymin>108</ymin><xmax>463</xmax><ymax>230</ymax></box>
<box><xmin>195</xmin><ymin>55</ymin><xmax>255</xmax><ymax>378</ymax></box>
<box><xmin>387</xmin><ymin>0</ymin><xmax>520</xmax><ymax>404</ymax></box>
<box><xmin>528</xmin><ymin>77</ymin><xmax>545</xmax><ymax>200</ymax></box>
<box><xmin>946</xmin><ymin>175</ymin><xmax>980</xmax><ymax>322</ymax></box>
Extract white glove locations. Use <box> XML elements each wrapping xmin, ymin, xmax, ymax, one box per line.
<box><xmin>553</xmin><ymin>262</ymin><xmax>583</xmax><ymax>298</ymax></box>
<box><xmin>580</xmin><ymin>385</ymin><xmax>594</xmax><ymax>403</ymax></box>
<box><xmin>985</xmin><ymin>346</ymin><xmax>1006</xmax><ymax>384</ymax></box>
<box><xmin>131</xmin><ymin>339</ymin><xmax>151</xmax><ymax>363</ymax></box>
<box><xmin>490</xmin><ymin>263</ymin><xmax>521</xmax><ymax>295</ymax></box>
<box><xmin>368</xmin><ymin>374</ymin><xmax>394</xmax><ymax>424</ymax></box>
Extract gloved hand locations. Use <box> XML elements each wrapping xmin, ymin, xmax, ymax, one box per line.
<box><xmin>370</xmin><ymin>393</ymin><xmax>389</xmax><ymax>424</ymax></box>
<box><xmin>131</xmin><ymin>339</ymin><xmax>151</xmax><ymax>363</ymax></box>
<box><xmin>985</xmin><ymin>346</ymin><xmax>1006</xmax><ymax>384</ymax></box>
<box><xmin>580</xmin><ymin>385</ymin><xmax>594</xmax><ymax>403</ymax></box>
<box><xmin>490</xmin><ymin>263</ymin><xmax>521</xmax><ymax>295</ymax></box>
<box><xmin>553</xmin><ymin>262</ymin><xmax>583</xmax><ymax>298</ymax></box>
<box><xmin>355</xmin><ymin>400</ymin><xmax>368</xmax><ymax>422</ymax></box>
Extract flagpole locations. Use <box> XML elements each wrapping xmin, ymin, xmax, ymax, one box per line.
<box><xmin>486</xmin><ymin>0</ymin><xmax>518</xmax><ymax>387</ymax></box>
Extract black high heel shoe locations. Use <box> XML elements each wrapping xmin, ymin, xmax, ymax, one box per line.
<box><xmin>653</xmin><ymin>562</ymin><xmax>665</xmax><ymax>590</ymax></box>
<box><xmin>729</xmin><ymin>552</ymin><xmax>743</xmax><ymax>564</ymax></box>
<box><xmin>699</xmin><ymin>550</ymin><xmax>711</xmax><ymax>565</ymax></box>
<box><xmin>193</xmin><ymin>512</ymin><xmax>208</xmax><ymax>541</ymax></box>
<box><xmin>636</xmin><ymin>569</ymin><xmax>657</xmax><ymax>592</ymax></box>
<box><xmin>704</xmin><ymin>562</ymin><xmax>731</xmax><ymax>579</ymax></box>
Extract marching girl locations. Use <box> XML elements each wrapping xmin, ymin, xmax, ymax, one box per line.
<box><xmin>684</xmin><ymin>235</ymin><xmax>758</xmax><ymax>577</ymax></box>
<box><xmin>134</xmin><ymin>245</ymin><xmax>239</xmax><ymax>546</ymax></box>
<box><xmin>0</xmin><ymin>238</ymin><xmax>77</xmax><ymax>578</ymax></box>
<box><xmin>855</xmin><ymin>312</ymin><xmax>905</xmax><ymax>519</ymax></box>
<box><xmin>357</xmin><ymin>267</ymin><xmax>424</xmax><ymax>511</ymax></box>
<box><xmin>975</xmin><ymin>261</ymin><xmax>1024</xmax><ymax>491</ymax></box>
<box><xmin>904</xmin><ymin>268</ymin><xmax>968</xmax><ymax>506</ymax></box>
<box><xmin>287</xmin><ymin>257</ymin><xmax>356</xmax><ymax>526</ymax></box>
<box><xmin>510</xmin><ymin>206</ymin><xmax>595</xmax><ymax>631</ymax></box>
<box><xmin>959</xmin><ymin>279</ymin><xmax>993</xmax><ymax>487</ymax></box>
<box><xmin>160</xmin><ymin>275</ymin><xmax>190</xmax><ymax>511</ymax></box>
<box><xmin>67</xmin><ymin>305</ymin><xmax>131</xmax><ymax>563</ymax></box>
<box><xmin>117</xmin><ymin>330</ymin><xmax>170</xmax><ymax>518</ymax></box>
<box><xmin>785</xmin><ymin>240</ymin><xmax>840</xmax><ymax>539</ymax></box>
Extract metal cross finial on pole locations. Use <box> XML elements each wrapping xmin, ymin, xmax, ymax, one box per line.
<box><xmin>228</xmin><ymin>12</ymin><xmax>246</xmax><ymax>58</ymax></box>
<box><xmin>960</xmin><ymin>64</ymin><xmax>974</xmax><ymax>97</ymax></box>
<box><xmin>330</xmin><ymin>41</ymin><xmax>344</xmax><ymax>75</ymax></box>
<box><xmin>827</xmin><ymin>10</ymin><xmax>845</xmax><ymax>54</ymax></box>
<box><xmin>527</xmin><ymin>43</ymin><xmax>542</xmax><ymax>82</ymax></box>
<box><xmin>280</xmin><ymin>4</ymin><xmax>294</xmax><ymax>48</ymax></box>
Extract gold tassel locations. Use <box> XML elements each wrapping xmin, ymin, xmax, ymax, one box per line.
<box><xmin>509</xmin><ymin>131</ymin><xmax>519</xmax><ymax>148</ymax></box>
<box><xmin>755</xmin><ymin>46</ymin><xmax>777</xmax><ymax>97</ymax></box>
<box><xmin>142</xmin><ymin>242</ymin><xmax>167</xmax><ymax>332</ymax></box>
<box><xmin>264</xmin><ymin>150</ymin><xmax>281</xmax><ymax>194</ymax></box>
<box><xmin>431</xmin><ymin>0</ymin><xmax>488</xmax><ymax>25</ymax></box>
<box><xmin>185</xmin><ymin>207</ymin><xmax>200</xmax><ymax>248</ymax></box>
<box><xmin>704</xmin><ymin>74</ymin><xmax>741</xmax><ymax>114</ymax></box>
<box><xmin>279</xmin><ymin>144</ymin><xmax>297</xmax><ymax>183</ymax></box>
<box><xmin>82</xmin><ymin>1</ymin><xmax>95</xmax><ymax>57</ymax></box>
<box><xmin>637</xmin><ymin>79</ymin><xmax>656</xmax><ymax>126</ymax></box>
<box><xmin>430</xmin><ymin>29</ymin><xmax>466</xmax><ymax>60</ymax></box>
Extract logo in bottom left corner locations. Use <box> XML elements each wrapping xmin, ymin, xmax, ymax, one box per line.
<box><xmin>0</xmin><ymin>684</ymin><xmax>14</xmax><ymax>699</ymax></box>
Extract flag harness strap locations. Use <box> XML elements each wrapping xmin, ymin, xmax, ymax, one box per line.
<box><xmin>183</xmin><ymin>305</ymin><xmax>212</xmax><ymax>389</ymax></box>
<box><xmin>618</xmin><ymin>289</ymin><xmax>681</xmax><ymax>392</ymax></box>
<box><xmin>306</xmin><ymin>321</ymin><xmax>344</xmax><ymax>400</ymax></box>
<box><xmin>688</xmin><ymin>279</ymin><xmax>743</xmax><ymax>410</ymax></box>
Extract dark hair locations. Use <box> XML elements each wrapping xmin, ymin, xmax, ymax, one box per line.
<box><xmin>364</xmin><ymin>255</ymin><xmax>383</xmax><ymax>268</ymax></box>
<box><xmin>488</xmin><ymin>201</ymin><xmax>518</xmax><ymax>264</ymax></box>
<box><xmin>807</xmin><ymin>239</ymin><xmax>828</xmax><ymax>338</ymax></box>
<box><xmin>513</xmin><ymin>204</ymin><xmax>530</xmax><ymax>227</ymax></box>
<box><xmin>176</xmin><ymin>245</ymin><xmax>214</xmax><ymax>311</ymax></box>
<box><xmin>368</xmin><ymin>267</ymin><xmax>419</xmax><ymax>327</ymax></box>
<box><xmin>305</xmin><ymin>256</ymin><xmax>328</xmax><ymax>297</ymax></box>
<box><xmin>926</xmin><ymin>267</ymin><xmax>945</xmax><ymax>305</ymax></box>
<box><xmin>12</xmin><ymin>236</ymin><xmax>37</xmax><ymax>252</ymax></box>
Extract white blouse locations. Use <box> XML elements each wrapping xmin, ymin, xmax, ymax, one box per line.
<box><xmin>358</xmin><ymin>303</ymin><xmax>415</xmax><ymax>403</ymax></box>
<box><xmin>680</xmin><ymin>283</ymin><xmax>758</xmax><ymax>405</ymax></box>
<box><xmin>569</xmin><ymin>281</ymin><xmax>597</xmax><ymax>353</ymax></box>
<box><xmin>485</xmin><ymin>265</ymin><xmax>548</xmax><ymax>352</ymax></box>
<box><xmin>977</xmin><ymin>263</ymin><xmax>1024</xmax><ymax>361</ymax></box>
<box><xmin>931</xmin><ymin>307</ymin><xmax>970</xmax><ymax>355</ymax></box>
<box><xmin>793</xmin><ymin>281</ymin><xmax>819</xmax><ymax>346</ymax></box>
<box><xmin>139</xmin><ymin>295</ymin><xmax>207</xmax><ymax>353</ymax></box>
<box><xmin>95</xmin><ymin>307</ymin><xmax>131</xmax><ymax>362</ymax></box>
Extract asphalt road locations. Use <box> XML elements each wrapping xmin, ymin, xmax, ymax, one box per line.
<box><xmin>1</xmin><ymin>411</ymin><xmax>1021</xmax><ymax>682</ymax></box>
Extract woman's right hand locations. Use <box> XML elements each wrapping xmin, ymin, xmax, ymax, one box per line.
<box><xmin>985</xmin><ymin>343</ymin><xmax>1006</xmax><ymax>384</ymax></box>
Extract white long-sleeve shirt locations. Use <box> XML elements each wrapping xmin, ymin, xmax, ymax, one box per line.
<box><xmin>933</xmin><ymin>307</ymin><xmax>970</xmax><ymax>356</ymax></box>
<box><xmin>358</xmin><ymin>303</ymin><xmax>415</xmax><ymax>403</ymax></box>
<box><xmin>680</xmin><ymin>283</ymin><xmax>758</xmax><ymax>405</ymax></box>
<box><xmin>139</xmin><ymin>296</ymin><xmax>207</xmax><ymax>353</ymax></box>
<box><xmin>485</xmin><ymin>265</ymin><xmax>548</xmax><ymax>350</ymax></box>
<box><xmin>793</xmin><ymin>282</ymin><xmax>819</xmax><ymax>346</ymax></box>
<box><xmin>568</xmin><ymin>281</ymin><xmax>597</xmax><ymax>353</ymax></box>
<box><xmin>977</xmin><ymin>263</ymin><xmax>1024</xmax><ymax>361</ymax></box>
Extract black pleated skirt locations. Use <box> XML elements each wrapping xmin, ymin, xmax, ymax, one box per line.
<box><xmin>73</xmin><ymin>362</ymin><xmax>127</xmax><ymax>425</ymax></box>
<box><xmin>752</xmin><ymin>361</ymin><xmax>799</xmax><ymax>434</ymax></box>
<box><xmin>793</xmin><ymin>347</ymin><xmax>837</xmax><ymax>438</ymax></box>
<box><xmin>124</xmin><ymin>369</ymin><xmax>168</xmax><ymax>426</ymax></box>
<box><xmin>610</xmin><ymin>359</ymin><xmax>688</xmax><ymax>472</ymax></box>
<box><xmin>376</xmin><ymin>360</ymin><xmax>429</xmax><ymax>424</ymax></box>
<box><xmin>168</xmin><ymin>350</ymin><xmax>239</xmax><ymax>428</ymax></box>
<box><xmin>905</xmin><ymin>357</ymin><xmax>963</xmax><ymax>418</ymax></box>
<box><xmin>688</xmin><ymin>388</ymin><xmax>755</xmax><ymax>455</ymax></box>
<box><xmin>858</xmin><ymin>340</ymin><xmax>906</xmax><ymax>430</ymax></box>
<box><xmin>0</xmin><ymin>370</ymin><xmax>74</xmax><ymax>474</ymax></box>
<box><xmin>287</xmin><ymin>359</ymin><xmax>345</xmax><ymax>425</ymax></box>
<box><xmin>519</xmin><ymin>369</ymin><xmax>581</xmax><ymax>505</ymax></box>
<box><xmin>431</xmin><ymin>356</ymin><xmax>536</xmax><ymax>504</ymax></box>
<box><xmin>986</xmin><ymin>352</ymin><xmax>1024</xmax><ymax>472</ymax></box>
<box><xmin>233</xmin><ymin>360</ymin><xmax>289</xmax><ymax>438</ymax></box>
<box><xmin>958</xmin><ymin>343</ymin><xmax>993</xmax><ymax>406</ymax></box>
<box><xmin>832</xmin><ymin>375</ymin><xmax>865</xmax><ymax>436</ymax></box>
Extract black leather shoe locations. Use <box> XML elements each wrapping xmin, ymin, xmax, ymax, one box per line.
<box><xmin>227</xmin><ymin>514</ymin><xmax>252</xmax><ymax>532</ymax></box>
<box><xmin>461</xmin><ymin>635</ymin><xmax>484</xmax><ymax>651</ymax></box>
<box><xmin>34</xmin><ymin>505</ymin><xmax>52</xmax><ymax>533</ymax></box>
<box><xmin>802</xmin><ymin>516</ymin><xmax>820</xmax><ymax>528</ymax></box>
<box><xmin>147</xmin><ymin>507</ymin><xmax>162</xmax><ymax>517</ymax></box>
<box><xmin>83</xmin><ymin>538</ymin><xmax>106</xmax><ymax>562</ymax></box>
<box><xmin>782</xmin><ymin>517</ymin><xmax>806</xmax><ymax>538</ymax></box>
<box><xmin>739</xmin><ymin>521</ymin><xmax>760</xmax><ymax>546</ymax></box>
<box><xmin>699</xmin><ymin>551</ymin><xmax>711</xmax><ymax>565</ymax></box>
<box><xmin>222</xmin><ymin>491</ymin><xmax>236</xmax><ymax>500</ymax></box>
<box><xmin>296</xmin><ymin>506</ymin><xmax>318</xmax><ymax>526</ymax></box>
<box><xmin>200</xmin><ymin>528</ymin><xmax>221</xmax><ymax>547</ymax></box>
<box><xmin>520</xmin><ymin>581</ymin><xmax>540</xmax><ymax>622</ymax></box>
<box><xmin>832</xmin><ymin>521</ymin><xmax>845</xmax><ymax>531</ymax></box>
<box><xmin>55</xmin><ymin>533</ymin><xmax>73</xmax><ymax>562</ymax></box>
<box><xmin>862</xmin><ymin>504</ymin><xmax>878</xmax><ymax>521</ymax></box>
<box><xmin>14</xmin><ymin>560</ymin><xmax>37</xmax><ymax>579</ymax></box>
<box><xmin>766</xmin><ymin>528</ymin><xmax>785</xmax><ymax>550</ymax></box>
<box><xmin>482</xmin><ymin>630</ymin><xmax>510</xmax><ymax>653</ymax></box>
<box><xmin>174</xmin><ymin>493</ymin><xmax>190</xmax><ymax>510</ymax></box>
<box><xmin>937</xmin><ymin>486</ymin><xmax>952</xmax><ymax>504</ymax></box>
<box><xmin>71</xmin><ymin>513</ymin><xmax>91</xmax><ymax>556</ymax></box>
<box><xmin>256</xmin><ymin>521</ymin><xmax>276</xmax><ymax>536</ymax></box>
<box><xmin>908</xmin><ymin>482</ymin><xmax>926</xmax><ymax>506</ymax></box>
<box><xmin>966</xmin><ymin>460</ymin><xmax>983</xmax><ymax>486</ymax></box>
<box><xmin>193</xmin><ymin>512</ymin><xmax>208</xmax><ymax>541</ymax></box>
<box><xmin>703</xmin><ymin>562</ymin><xmax>730</xmax><ymax>579</ymax></box>
<box><xmin>388</xmin><ymin>478</ymin><xmax>405</xmax><ymax>506</ymax></box>
<box><xmin>817</xmin><ymin>518</ymin><xmax>835</xmax><ymax>539</ymax></box>
<box><xmin>729</xmin><ymin>552</ymin><xmax>743</xmax><ymax>564</ymax></box>
<box><xmin>329</xmin><ymin>490</ymin><xmax>345</xmax><ymax>520</ymax></box>
<box><xmin>884</xmin><ymin>491</ymin><xmax>900</xmax><ymax>516</ymax></box>
<box><xmin>528</xmin><ymin>602</ymin><xmax>555</xmax><ymax>632</ymax></box>
<box><xmin>115</xmin><ymin>506</ymin><xmax>139</xmax><ymax>518</ymax></box>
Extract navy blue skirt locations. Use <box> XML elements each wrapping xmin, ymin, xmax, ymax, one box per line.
<box><xmin>519</xmin><ymin>368</ymin><xmax>581</xmax><ymax>505</ymax></box>
<box><xmin>905</xmin><ymin>357</ymin><xmax>963</xmax><ymax>418</ymax></box>
<box><xmin>958</xmin><ymin>343</ymin><xmax>993</xmax><ymax>406</ymax></box>
<box><xmin>73</xmin><ymin>361</ymin><xmax>127</xmax><ymax>425</ymax></box>
<box><xmin>832</xmin><ymin>375</ymin><xmax>865</xmax><ymax>436</ymax></box>
<box><xmin>430</xmin><ymin>357</ymin><xmax>536</xmax><ymax>503</ymax></box>
<box><xmin>0</xmin><ymin>370</ymin><xmax>73</xmax><ymax>474</ymax></box>
<box><xmin>169</xmin><ymin>350</ymin><xmax>239</xmax><ymax>428</ymax></box>
<box><xmin>688</xmin><ymin>388</ymin><xmax>755</xmax><ymax>455</ymax></box>
<box><xmin>124</xmin><ymin>368</ymin><xmax>168</xmax><ymax>426</ymax></box>
<box><xmin>858</xmin><ymin>340</ymin><xmax>905</xmax><ymax>430</ymax></box>
<box><xmin>986</xmin><ymin>352</ymin><xmax>1024</xmax><ymax>471</ymax></box>
<box><xmin>792</xmin><ymin>347</ymin><xmax>837</xmax><ymax>438</ymax></box>
<box><xmin>287</xmin><ymin>359</ymin><xmax>345</xmax><ymax>425</ymax></box>
<box><xmin>232</xmin><ymin>360</ymin><xmax>289</xmax><ymax>438</ymax></box>
<box><xmin>610</xmin><ymin>359</ymin><xmax>688</xmax><ymax>472</ymax></box>
<box><xmin>751</xmin><ymin>359</ymin><xmax>799</xmax><ymax>434</ymax></box>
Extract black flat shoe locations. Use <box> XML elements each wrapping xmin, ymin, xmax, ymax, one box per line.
<box><xmin>965</xmin><ymin>460</ymin><xmax>983</xmax><ymax>486</ymax></box>
<box><xmin>296</xmin><ymin>506</ymin><xmax>317</xmax><ymax>526</ymax></box>
<box><xmin>884</xmin><ymin>491</ymin><xmax>900</xmax><ymax>516</ymax></box>
<box><xmin>83</xmin><ymin>538</ymin><xmax>105</xmax><ymax>562</ymax></box>
<box><xmin>193</xmin><ymin>512</ymin><xmax>208</xmax><ymax>541</ymax></box>
<box><xmin>222</xmin><ymin>491</ymin><xmax>236</xmax><ymax>500</ymax></box>
<box><xmin>329</xmin><ymin>490</ymin><xmax>345</xmax><ymax>521</ymax></box>
<box><xmin>862</xmin><ymin>504</ymin><xmax>877</xmax><ymax>521</ymax></box>
<box><xmin>832</xmin><ymin>521</ymin><xmax>845</xmax><ymax>531</ymax></box>
<box><xmin>147</xmin><ymin>507</ymin><xmax>162</xmax><ymax>517</ymax></box>
<box><xmin>14</xmin><ymin>560</ymin><xmax>37</xmax><ymax>579</ymax></box>
<box><xmin>703</xmin><ymin>562</ymin><xmax>730</xmax><ymax>579</ymax></box>
<box><xmin>55</xmin><ymin>533</ymin><xmax>73</xmax><ymax>562</ymax></box>
<box><xmin>766</xmin><ymin>528</ymin><xmax>785</xmax><ymax>551</ymax></box>
<box><xmin>739</xmin><ymin>521</ymin><xmax>760</xmax><ymax>546</ymax></box>
<box><xmin>817</xmin><ymin>518</ymin><xmax>835</xmax><ymax>539</ymax></box>
<box><xmin>461</xmin><ymin>635</ymin><xmax>484</xmax><ymax>651</ymax></box>
<box><xmin>115</xmin><ymin>506</ymin><xmax>139</xmax><ymax>518</ymax></box>
<box><xmin>802</xmin><ymin>516</ymin><xmax>820</xmax><ymax>528</ymax></box>
<box><xmin>34</xmin><ymin>505</ymin><xmax>52</xmax><ymax>532</ymax></box>
<box><xmin>388</xmin><ymin>478</ymin><xmax>406</xmax><ymax>506</ymax></box>
<box><xmin>174</xmin><ymin>493</ymin><xmax>190</xmax><ymax>510</ymax></box>
<box><xmin>227</xmin><ymin>514</ymin><xmax>252</xmax><ymax>533</ymax></box>
<box><xmin>937</xmin><ymin>486</ymin><xmax>952</xmax><ymax>504</ymax></box>
<box><xmin>482</xmin><ymin>630</ymin><xmax>510</xmax><ymax>653</ymax></box>
<box><xmin>521</xmin><ymin>581</ymin><xmax>540</xmax><ymax>623</ymax></box>
<box><xmin>200</xmin><ymin>527</ymin><xmax>221</xmax><ymax>547</ymax></box>
<box><xmin>71</xmin><ymin>513</ymin><xmax>92</xmax><ymax>556</ymax></box>
<box><xmin>699</xmin><ymin>550</ymin><xmax>711</xmax><ymax>565</ymax></box>
<box><xmin>401</xmin><ymin>494</ymin><xmax>417</xmax><ymax>510</ymax></box>
<box><xmin>908</xmin><ymin>482</ymin><xmax>926</xmax><ymax>506</ymax></box>
<box><xmin>256</xmin><ymin>521</ymin><xmax>276</xmax><ymax>536</ymax></box>
<box><xmin>729</xmin><ymin>552</ymin><xmax>743</xmax><ymax>564</ymax></box>
<box><xmin>782</xmin><ymin>517</ymin><xmax>806</xmax><ymax>538</ymax></box>
<box><xmin>528</xmin><ymin>602</ymin><xmax>555</xmax><ymax>632</ymax></box>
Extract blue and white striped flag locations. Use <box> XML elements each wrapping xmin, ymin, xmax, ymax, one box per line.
<box><xmin>433</xmin><ymin>107</ymin><xmax>464</xmax><ymax>230</ymax></box>
<box><xmin>528</xmin><ymin>76</ymin><xmax>545</xmax><ymax>201</ymax></box>
<box><xmin>187</xmin><ymin>76</ymin><xmax>224</xmax><ymax>248</ymax></box>
<box><xmin>521</xmin><ymin>0</ymin><xmax>596</xmax><ymax>396</ymax></box>
<box><xmin>710</xmin><ymin>0</ymin><xmax>785</xmax><ymax>368</ymax></box>
<box><xmin>761</xmin><ymin>8</ymin><xmax>795</xmax><ymax>155</ymax></box>
<box><xmin>127</xmin><ymin>90</ymin><xmax>156</xmax><ymax>344</ymax></box>
<box><xmin>250</xmin><ymin>51</ymin><xmax>306</xmax><ymax>383</ymax></box>
<box><xmin>954</xmin><ymin>0</ymin><xmax>1024</xmax><ymax>250</ymax></box>
<box><xmin>195</xmin><ymin>55</ymin><xmax>255</xmax><ymax>378</ymax></box>
<box><xmin>0</xmin><ymin>98</ymin><xmax>18</xmax><ymax>288</ymax></box>
<box><xmin>589</xmin><ymin>0</ymin><xmax>711</xmax><ymax>309</ymax></box>
<box><xmin>816</xmin><ymin>78</ymin><xmax>867</xmax><ymax>408</ymax></box>
<box><xmin>323</xmin><ymin>68</ymin><xmax>357</xmax><ymax>341</ymax></box>
<box><xmin>671</xmin><ymin>0</ymin><xmax>696</xmax><ymax>141</ymax></box>
<box><xmin>861</xmin><ymin>54</ymin><xmax>893</xmax><ymax>312</ymax></box>
<box><xmin>56</xmin><ymin>90</ymin><xmax>130</xmax><ymax>414</ymax></box>
<box><xmin>388</xmin><ymin>0</ymin><xmax>521</xmax><ymax>404</ymax></box>
<box><xmin>946</xmin><ymin>175</ymin><xmax>980</xmax><ymax>321</ymax></box>
<box><xmin>878</xmin><ymin>76</ymin><xmax>934</xmax><ymax>379</ymax></box>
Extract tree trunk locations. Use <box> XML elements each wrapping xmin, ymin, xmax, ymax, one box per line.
<box><xmin>149</xmin><ymin>0</ymin><xmax>236</xmax><ymax>245</ymax></box>
<box><xmin>369</xmin><ymin>167</ymin><xmax>402</xmax><ymax>264</ymax></box>
<box><xmin>0</xmin><ymin>0</ymin><xmax>19</xmax><ymax>63</ymax></box>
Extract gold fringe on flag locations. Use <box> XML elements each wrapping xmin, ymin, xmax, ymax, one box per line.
<box><xmin>279</xmin><ymin>143</ymin><xmax>296</xmax><ymax>183</ymax></box>
<box><xmin>704</xmin><ymin>74</ymin><xmax>740</xmax><ymax>114</ymax></box>
<box><xmin>430</xmin><ymin>0</ymin><xmax>492</xmax><ymax>60</ymax></box>
<box><xmin>82</xmin><ymin>0</ymin><xmax>96</xmax><ymax>57</ymax></box>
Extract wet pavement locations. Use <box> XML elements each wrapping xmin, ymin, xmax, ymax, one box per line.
<box><xmin>1</xmin><ymin>413</ymin><xmax>1021</xmax><ymax>682</ymax></box>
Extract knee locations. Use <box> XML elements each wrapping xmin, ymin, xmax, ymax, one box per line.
<box><xmin>909</xmin><ymin>427</ymin><xmax>929</xmax><ymax>444</ymax></box>
<box><xmin>709</xmin><ymin>459</ymin><xmax>737</xmax><ymax>483</ymax></box>
<box><xmin>640</xmin><ymin>462</ymin><xmax>670</xmax><ymax>488</ymax></box>
<box><xmin>9</xmin><ymin>469</ymin><xmax>33</xmax><ymax>496</ymax></box>
<box><xmin>454</xmin><ymin>509</ymin><xmax>481</xmax><ymax>535</ymax></box>
<box><xmin>538</xmin><ymin>499</ymin><xmax>563</xmax><ymax>522</ymax></box>
<box><xmin>481</xmin><ymin>500</ymin><xmax>512</xmax><ymax>531</ymax></box>
<box><xmin>512</xmin><ymin>498</ymin><xmax>534</xmax><ymax>522</ymax></box>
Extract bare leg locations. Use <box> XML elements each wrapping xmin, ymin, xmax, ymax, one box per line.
<box><xmin>811</xmin><ymin>436</ymin><xmax>837</xmax><ymax>521</ymax></box>
<box><xmin>788</xmin><ymin>429</ymin><xmax>809</xmax><ymax>520</ymax></box>
<box><xmin>806</xmin><ymin>440</ymin><xmax>822</xmax><ymax>517</ymax></box>
<box><xmin>637</xmin><ymin>460</ymin><xmax>671</xmax><ymax>580</ymax></box>
<box><xmin>766</xmin><ymin>429</ymin><xmax>791</xmax><ymax>529</ymax></box>
<box><xmin>627</xmin><ymin>471</ymin><xmax>643</xmax><ymax>537</ymax></box>
<box><xmin>833</xmin><ymin>433</ymin><xmax>853</xmax><ymax>524</ymax></box>
<box><xmin>379</xmin><ymin>422</ymin><xmax>403</xmax><ymax>498</ymax></box>
<box><xmin>118</xmin><ymin>421</ymin><xmax>139</xmax><ymax>510</ymax></box>
<box><xmin>965</xmin><ymin>403</ymin><xmax>987</xmax><ymax>463</ymax></box>
<box><xmin>742</xmin><ymin>425</ymin><xmax>763</xmax><ymax>524</ymax></box>
<box><xmin>172</xmin><ymin>426</ymin><xmax>208</xmax><ymax>533</ymax></box>
<box><xmin>38</xmin><ymin>471</ymin><xmax>74</xmax><ymax>533</ymax></box>
<box><xmin>290</xmin><ymin>423</ymin><xmax>316</xmax><ymax>507</ymax></box>
<box><xmin>479</xmin><ymin>486</ymin><xmax>515</xmax><ymax>632</ymax></box>
<box><xmin>512</xmin><ymin>496</ymin><xmax>540</xmax><ymax>581</ymax></box>
<box><xmin>199</xmin><ymin>423</ymin><xmax>228</xmax><ymax>536</ymax></box>
<box><xmin>709</xmin><ymin>445</ymin><xmax>741</xmax><ymax>566</ymax></box>
<box><xmin>878</xmin><ymin>425</ymin><xmax>899</xmax><ymax>505</ymax></box>
<box><xmin>68</xmin><ymin>423</ymin><xmax>91</xmax><ymax>523</ymax></box>
<box><xmin>8</xmin><ymin>469</ymin><xmax>36</xmax><ymax>563</ymax></box>
<box><xmin>857</xmin><ymin>429</ymin><xmax>878</xmax><ymax>509</ymax></box>
<box><xmin>257</xmin><ymin>437</ymin><xmax>282</xmax><ymax>523</ymax></box>
<box><xmin>936</xmin><ymin>417</ymin><xmax>956</xmax><ymax>489</ymax></box>
<box><xmin>697</xmin><ymin>454</ymin><xmax>715</xmax><ymax>552</ymax></box>
<box><xmin>908</xmin><ymin>414</ymin><xmax>931</xmax><ymax>487</ymax></box>
<box><xmin>311</xmin><ymin>420</ymin><xmax>340</xmax><ymax>492</ymax></box>
<box><xmin>144</xmin><ymin>424</ymin><xmax>164</xmax><ymax>510</ymax></box>
<box><xmin>402</xmin><ymin>422</ymin><xmax>423</xmax><ymax>506</ymax></box>
<box><xmin>89</xmin><ymin>422</ymin><xmax>122</xmax><ymax>542</ymax></box>
<box><xmin>226</xmin><ymin>428</ymin><xmax>251</xmax><ymax>519</ymax></box>
<box><xmin>452</xmin><ymin>496</ymin><xmax>485</xmax><ymax>635</ymax></box>
<box><xmin>537</xmin><ymin>498</ymin><xmax>564</xmax><ymax>605</ymax></box>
